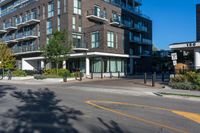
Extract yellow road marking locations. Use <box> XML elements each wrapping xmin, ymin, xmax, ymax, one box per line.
<box><xmin>172</xmin><ymin>111</ymin><xmax>200</xmax><ymax>124</ymax></box>
<box><xmin>86</xmin><ymin>100</ymin><xmax>195</xmax><ymax>133</ymax></box>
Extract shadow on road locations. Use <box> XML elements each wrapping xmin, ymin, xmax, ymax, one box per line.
<box><xmin>89</xmin><ymin>117</ymin><xmax>132</xmax><ymax>133</ymax></box>
<box><xmin>0</xmin><ymin>88</ymin><xmax>83</xmax><ymax>133</ymax></box>
<box><xmin>0</xmin><ymin>85</ymin><xmax>16</xmax><ymax>99</ymax></box>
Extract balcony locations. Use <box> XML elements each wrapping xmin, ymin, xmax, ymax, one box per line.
<box><xmin>135</xmin><ymin>0</ymin><xmax>142</xmax><ymax>7</ymax></box>
<box><xmin>132</xmin><ymin>23</ymin><xmax>147</xmax><ymax>32</ymax></box>
<box><xmin>25</xmin><ymin>12</ymin><xmax>40</xmax><ymax>25</ymax></box>
<box><xmin>130</xmin><ymin>36</ymin><xmax>142</xmax><ymax>44</ymax></box>
<box><xmin>87</xmin><ymin>9</ymin><xmax>108</xmax><ymax>23</ymax></box>
<box><xmin>0</xmin><ymin>27</ymin><xmax>7</xmax><ymax>34</ymax></box>
<box><xmin>110</xmin><ymin>18</ymin><xmax>121</xmax><ymax>27</ymax></box>
<box><xmin>142</xmin><ymin>38</ymin><xmax>152</xmax><ymax>45</ymax></box>
<box><xmin>12</xmin><ymin>44</ymin><xmax>40</xmax><ymax>55</ymax></box>
<box><xmin>16</xmin><ymin>13</ymin><xmax>40</xmax><ymax>28</ymax></box>
<box><xmin>16</xmin><ymin>31</ymin><xmax>38</xmax><ymax>42</ymax></box>
<box><xmin>0</xmin><ymin>0</ymin><xmax>14</xmax><ymax>6</ymax></box>
<box><xmin>4</xmin><ymin>23</ymin><xmax>17</xmax><ymax>32</ymax></box>
<box><xmin>3</xmin><ymin>35</ymin><xmax>18</xmax><ymax>44</ymax></box>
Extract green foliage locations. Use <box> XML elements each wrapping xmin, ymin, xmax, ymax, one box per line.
<box><xmin>34</xmin><ymin>74</ymin><xmax>47</xmax><ymax>80</ymax></box>
<box><xmin>170</xmin><ymin>75</ymin><xmax>187</xmax><ymax>83</ymax></box>
<box><xmin>44</xmin><ymin>69</ymin><xmax>73</xmax><ymax>78</ymax></box>
<box><xmin>42</xmin><ymin>31</ymin><xmax>72</xmax><ymax>74</ymax></box>
<box><xmin>12</xmin><ymin>69</ymin><xmax>27</xmax><ymax>77</ymax></box>
<box><xmin>170</xmin><ymin>71</ymin><xmax>200</xmax><ymax>91</ymax></box>
<box><xmin>169</xmin><ymin>82</ymin><xmax>198</xmax><ymax>90</ymax></box>
<box><xmin>0</xmin><ymin>41</ymin><xmax>16</xmax><ymax>69</ymax></box>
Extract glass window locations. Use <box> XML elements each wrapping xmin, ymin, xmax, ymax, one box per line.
<box><xmin>107</xmin><ymin>31</ymin><xmax>114</xmax><ymax>48</ymax></box>
<box><xmin>57</xmin><ymin>0</ymin><xmax>61</xmax><ymax>15</ymax></box>
<box><xmin>72</xmin><ymin>16</ymin><xmax>76</xmax><ymax>31</ymax></box>
<box><xmin>73</xmin><ymin>0</ymin><xmax>82</xmax><ymax>15</ymax></box>
<box><xmin>47</xmin><ymin>19</ymin><xmax>52</xmax><ymax>35</ymax></box>
<box><xmin>91</xmin><ymin>31</ymin><xmax>100</xmax><ymax>48</ymax></box>
<box><xmin>57</xmin><ymin>16</ymin><xmax>60</xmax><ymax>31</ymax></box>
<box><xmin>48</xmin><ymin>1</ymin><xmax>54</xmax><ymax>18</ymax></box>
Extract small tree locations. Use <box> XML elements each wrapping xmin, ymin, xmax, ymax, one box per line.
<box><xmin>0</xmin><ymin>41</ymin><xmax>16</xmax><ymax>70</ymax></box>
<box><xmin>43</xmin><ymin>31</ymin><xmax>72</xmax><ymax>75</ymax></box>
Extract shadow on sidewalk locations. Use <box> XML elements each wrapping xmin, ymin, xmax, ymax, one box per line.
<box><xmin>0</xmin><ymin>88</ymin><xmax>83</xmax><ymax>133</ymax></box>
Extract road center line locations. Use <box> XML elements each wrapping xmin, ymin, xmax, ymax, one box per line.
<box><xmin>86</xmin><ymin>100</ymin><xmax>191</xmax><ymax>133</ymax></box>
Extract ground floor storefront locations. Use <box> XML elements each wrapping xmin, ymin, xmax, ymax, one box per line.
<box><xmin>16</xmin><ymin>52</ymin><xmax>153</xmax><ymax>76</ymax></box>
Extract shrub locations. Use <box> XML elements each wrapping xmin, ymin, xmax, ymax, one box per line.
<box><xmin>169</xmin><ymin>82</ymin><xmax>198</xmax><ymax>90</ymax></box>
<box><xmin>12</xmin><ymin>69</ymin><xmax>27</xmax><ymax>77</ymax></box>
<box><xmin>170</xmin><ymin>75</ymin><xmax>187</xmax><ymax>83</ymax></box>
<box><xmin>24</xmin><ymin>70</ymin><xmax>39</xmax><ymax>76</ymax></box>
<box><xmin>44</xmin><ymin>69</ymin><xmax>72</xmax><ymax>78</ymax></box>
<box><xmin>34</xmin><ymin>74</ymin><xmax>47</xmax><ymax>80</ymax></box>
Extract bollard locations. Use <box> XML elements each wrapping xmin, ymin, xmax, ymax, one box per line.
<box><xmin>80</xmin><ymin>71</ymin><xmax>82</xmax><ymax>81</ymax></box>
<box><xmin>91</xmin><ymin>72</ymin><xmax>93</xmax><ymax>79</ymax></box>
<box><xmin>118</xmin><ymin>71</ymin><xmax>120</xmax><ymax>78</ymax></box>
<box><xmin>152</xmin><ymin>72</ymin><xmax>156</xmax><ymax>87</ymax></box>
<box><xmin>110</xmin><ymin>72</ymin><xmax>112</xmax><ymax>78</ymax></box>
<box><xmin>162</xmin><ymin>72</ymin><xmax>164</xmax><ymax>82</ymax></box>
<box><xmin>144</xmin><ymin>73</ymin><xmax>147</xmax><ymax>84</ymax></box>
<box><xmin>101</xmin><ymin>71</ymin><xmax>103</xmax><ymax>79</ymax></box>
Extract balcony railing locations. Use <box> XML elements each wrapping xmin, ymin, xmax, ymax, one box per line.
<box><xmin>4</xmin><ymin>22</ymin><xmax>17</xmax><ymax>31</ymax></box>
<box><xmin>110</xmin><ymin>18</ymin><xmax>121</xmax><ymax>26</ymax></box>
<box><xmin>16</xmin><ymin>12</ymin><xmax>40</xmax><ymax>27</ymax></box>
<box><xmin>3</xmin><ymin>35</ymin><xmax>18</xmax><ymax>44</ymax></box>
<box><xmin>133</xmin><ymin>23</ymin><xmax>147</xmax><ymax>32</ymax></box>
<box><xmin>12</xmin><ymin>44</ymin><xmax>40</xmax><ymax>54</ymax></box>
<box><xmin>16</xmin><ymin>30</ymin><xmax>38</xmax><ymax>41</ymax></box>
<box><xmin>87</xmin><ymin>9</ymin><xmax>108</xmax><ymax>23</ymax></box>
<box><xmin>142</xmin><ymin>38</ymin><xmax>152</xmax><ymax>45</ymax></box>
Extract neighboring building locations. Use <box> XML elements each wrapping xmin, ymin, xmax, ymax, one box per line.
<box><xmin>170</xmin><ymin>4</ymin><xmax>200</xmax><ymax>70</ymax></box>
<box><xmin>0</xmin><ymin>0</ymin><xmax>152</xmax><ymax>76</ymax></box>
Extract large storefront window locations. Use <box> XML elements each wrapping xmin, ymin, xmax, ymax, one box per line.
<box><xmin>92</xmin><ymin>58</ymin><xmax>124</xmax><ymax>73</ymax></box>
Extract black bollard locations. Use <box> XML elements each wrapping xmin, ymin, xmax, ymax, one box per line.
<box><xmin>91</xmin><ymin>72</ymin><xmax>93</xmax><ymax>79</ymax></box>
<box><xmin>162</xmin><ymin>72</ymin><xmax>164</xmax><ymax>82</ymax></box>
<box><xmin>118</xmin><ymin>71</ymin><xmax>120</xmax><ymax>78</ymax></box>
<box><xmin>144</xmin><ymin>73</ymin><xmax>147</xmax><ymax>84</ymax></box>
<box><xmin>101</xmin><ymin>71</ymin><xmax>103</xmax><ymax>79</ymax></box>
<box><xmin>110</xmin><ymin>72</ymin><xmax>112</xmax><ymax>78</ymax></box>
<box><xmin>152</xmin><ymin>72</ymin><xmax>156</xmax><ymax>87</ymax></box>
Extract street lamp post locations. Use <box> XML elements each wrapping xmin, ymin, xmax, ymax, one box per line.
<box><xmin>0</xmin><ymin>61</ymin><xmax>3</xmax><ymax>80</ymax></box>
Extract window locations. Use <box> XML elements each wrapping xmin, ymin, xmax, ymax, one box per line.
<box><xmin>91</xmin><ymin>31</ymin><xmax>100</xmax><ymax>48</ymax></box>
<box><xmin>48</xmin><ymin>1</ymin><xmax>54</xmax><ymax>18</ymax></box>
<box><xmin>73</xmin><ymin>0</ymin><xmax>82</xmax><ymax>15</ymax></box>
<box><xmin>47</xmin><ymin>19</ymin><xmax>52</xmax><ymax>35</ymax></box>
<box><xmin>116</xmin><ymin>34</ymin><xmax>118</xmax><ymax>48</ymax></box>
<box><xmin>57</xmin><ymin>0</ymin><xmax>61</xmax><ymax>15</ymax></box>
<box><xmin>107</xmin><ymin>31</ymin><xmax>114</xmax><ymax>48</ymax></box>
<box><xmin>72</xmin><ymin>16</ymin><xmax>76</xmax><ymax>31</ymax></box>
<box><xmin>78</xmin><ymin>16</ymin><xmax>82</xmax><ymax>32</ymax></box>
<box><xmin>57</xmin><ymin>16</ymin><xmax>60</xmax><ymax>31</ymax></box>
<box><xmin>64</xmin><ymin>0</ymin><xmax>67</xmax><ymax>13</ymax></box>
<box><xmin>43</xmin><ymin>4</ymin><xmax>45</xmax><ymax>19</ymax></box>
<box><xmin>73</xmin><ymin>34</ymin><xmax>82</xmax><ymax>48</ymax></box>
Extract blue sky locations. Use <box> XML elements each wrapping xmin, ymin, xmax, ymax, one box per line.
<box><xmin>142</xmin><ymin>0</ymin><xmax>197</xmax><ymax>50</ymax></box>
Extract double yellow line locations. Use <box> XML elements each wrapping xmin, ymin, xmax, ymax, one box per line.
<box><xmin>86</xmin><ymin>100</ymin><xmax>199</xmax><ymax>133</ymax></box>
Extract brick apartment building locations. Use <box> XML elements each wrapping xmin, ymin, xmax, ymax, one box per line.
<box><xmin>0</xmin><ymin>0</ymin><xmax>152</xmax><ymax>76</ymax></box>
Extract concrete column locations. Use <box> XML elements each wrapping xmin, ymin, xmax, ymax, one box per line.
<box><xmin>86</xmin><ymin>57</ymin><xmax>90</xmax><ymax>76</ymax></box>
<box><xmin>194</xmin><ymin>48</ymin><xmax>200</xmax><ymax>70</ymax></box>
<box><xmin>41</xmin><ymin>60</ymin><xmax>45</xmax><ymax>70</ymax></box>
<box><xmin>63</xmin><ymin>61</ymin><xmax>66</xmax><ymax>69</ymax></box>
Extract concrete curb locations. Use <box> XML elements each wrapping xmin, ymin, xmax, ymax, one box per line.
<box><xmin>153</xmin><ymin>92</ymin><xmax>200</xmax><ymax>102</ymax></box>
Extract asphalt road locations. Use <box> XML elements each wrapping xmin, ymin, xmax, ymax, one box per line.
<box><xmin>0</xmin><ymin>80</ymin><xmax>199</xmax><ymax>133</ymax></box>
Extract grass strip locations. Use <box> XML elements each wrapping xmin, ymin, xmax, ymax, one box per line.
<box><xmin>160</xmin><ymin>92</ymin><xmax>200</xmax><ymax>98</ymax></box>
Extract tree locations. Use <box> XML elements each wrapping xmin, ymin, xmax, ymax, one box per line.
<box><xmin>0</xmin><ymin>41</ymin><xmax>15</xmax><ymax>70</ymax></box>
<box><xmin>42</xmin><ymin>31</ymin><xmax>72</xmax><ymax>74</ymax></box>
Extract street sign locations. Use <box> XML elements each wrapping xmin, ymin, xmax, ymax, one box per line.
<box><xmin>173</xmin><ymin>60</ymin><xmax>177</xmax><ymax>66</ymax></box>
<box><xmin>171</xmin><ymin>53</ymin><xmax>177</xmax><ymax>60</ymax></box>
